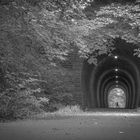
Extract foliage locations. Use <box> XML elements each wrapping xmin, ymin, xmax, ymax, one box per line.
<box><xmin>27</xmin><ymin>1</ymin><xmax>140</xmax><ymax>60</ymax></box>
<box><xmin>0</xmin><ymin>89</ymin><xmax>42</xmax><ymax>120</ymax></box>
<box><xmin>56</xmin><ymin>105</ymin><xmax>82</xmax><ymax>114</ymax></box>
<box><xmin>96</xmin><ymin>3</ymin><xmax>140</xmax><ymax>42</ymax></box>
<box><xmin>3</xmin><ymin>0</ymin><xmax>139</xmax><ymax>61</ymax></box>
<box><xmin>69</xmin><ymin>3</ymin><xmax>140</xmax><ymax>60</ymax></box>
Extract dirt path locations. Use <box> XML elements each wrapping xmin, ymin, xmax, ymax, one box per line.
<box><xmin>0</xmin><ymin>112</ymin><xmax>140</xmax><ymax>140</ymax></box>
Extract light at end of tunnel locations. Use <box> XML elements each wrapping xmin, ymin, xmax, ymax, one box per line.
<box><xmin>114</xmin><ymin>56</ymin><xmax>118</xmax><ymax>59</ymax></box>
<box><xmin>115</xmin><ymin>69</ymin><xmax>118</xmax><ymax>72</ymax></box>
<box><xmin>116</xmin><ymin>76</ymin><xmax>118</xmax><ymax>78</ymax></box>
<box><xmin>115</xmin><ymin>81</ymin><xmax>118</xmax><ymax>83</ymax></box>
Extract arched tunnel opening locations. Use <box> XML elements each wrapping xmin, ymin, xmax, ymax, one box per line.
<box><xmin>81</xmin><ymin>38</ymin><xmax>140</xmax><ymax>109</ymax></box>
<box><xmin>108</xmin><ymin>87</ymin><xmax>126</xmax><ymax>108</ymax></box>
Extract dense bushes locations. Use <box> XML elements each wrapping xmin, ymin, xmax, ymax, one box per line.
<box><xmin>0</xmin><ymin>63</ymin><xmax>82</xmax><ymax>120</ymax></box>
<box><xmin>0</xmin><ymin>89</ymin><xmax>42</xmax><ymax>120</ymax></box>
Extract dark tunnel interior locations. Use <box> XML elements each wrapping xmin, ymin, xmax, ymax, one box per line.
<box><xmin>81</xmin><ymin>38</ymin><xmax>140</xmax><ymax>109</ymax></box>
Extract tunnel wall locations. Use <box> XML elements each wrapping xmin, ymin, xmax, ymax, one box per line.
<box><xmin>81</xmin><ymin>38</ymin><xmax>140</xmax><ymax>109</ymax></box>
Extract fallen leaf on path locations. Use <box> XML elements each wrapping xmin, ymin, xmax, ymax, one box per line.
<box><xmin>119</xmin><ymin>131</ymin><xmax>124</xmax><ymax>134</ymax></box>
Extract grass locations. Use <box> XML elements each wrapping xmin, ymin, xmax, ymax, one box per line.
<box><xmin>55</xmin><ymin>105</ymin><xmax>83</xmax><ymax>114</ymax></box>
<box><xmin>30</xmin><ymin>105</ymin><xmax>83</xmax><ymax>120</ymax></box>
<box><xmin>27</xmin><ymin>106</ymin><xmax>140</xmax><ymax>120</ymax></box>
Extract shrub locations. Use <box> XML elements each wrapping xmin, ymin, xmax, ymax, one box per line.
<box><xmin>0</xmin><ymin>89</ymin><xmax>42</xmax><ymax>120</ymax></box>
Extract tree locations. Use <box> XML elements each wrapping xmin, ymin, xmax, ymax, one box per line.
<box><xmin>69</xmin><ymin>1</ymin><xmax>140</xmax><ymax>61</ymax></box>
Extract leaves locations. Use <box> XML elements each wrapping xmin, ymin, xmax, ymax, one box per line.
<box><xmin>72</xmin><ymin>3</ymin><xmax>140</xmax><ymax>58</ymax></box>
<box><xmin>95</xmin><ymin>3</ymin><xmax>140</xmax><ymax>42</ymax></box>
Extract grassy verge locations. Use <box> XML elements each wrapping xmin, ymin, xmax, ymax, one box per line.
<box><xmin>30</xmin><ymin>105</ymin><xmax>83</xmax><ymax>119</ymax></box>
<box><xmin>30</xmin><ymin>106</ymin><xmax>140</xmax><ymax>120</ymax></box>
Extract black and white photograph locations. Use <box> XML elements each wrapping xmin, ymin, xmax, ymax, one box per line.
<box><xmin>0</xmin><ymin>0</ymin><xmax>140</xmax><ymax>140</ymax></box>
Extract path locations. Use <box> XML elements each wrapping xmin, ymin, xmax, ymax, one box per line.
<box><xmin>0</xmin><ymin>111</ymin><xmax>140</xmax><ymax>140</ymax></box>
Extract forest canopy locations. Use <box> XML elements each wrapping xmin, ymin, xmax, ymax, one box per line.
<box><xmin>1</xmin><ymin>0</ymin><xmax>140</xmax><ymax>61</ymax></box>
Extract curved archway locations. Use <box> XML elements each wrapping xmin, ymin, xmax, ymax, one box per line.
<box><xmin>81</xmin><ymin>39</ymin><xmax>140</xmax><ymax>109</ymax></box>
<box><xmin>107</xmin><ymin>87</ymin><xmax>126</xmax><ymax>108</ymax></box>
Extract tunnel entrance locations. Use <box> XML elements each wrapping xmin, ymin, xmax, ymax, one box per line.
<box><xmin>81</xmin><ymin>38</ymin><xmax>140</xmax><ymax>110</ymax></box>
<box><xmin>107</xmin><ymin>88</ymin><xmax>126</xmax><ymax>108</ymax></box>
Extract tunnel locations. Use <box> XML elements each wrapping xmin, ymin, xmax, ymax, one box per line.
<box><xmin>81</xmin><ymin>38</ymin><xmax>140</xmax><ymax>109</ymax></box>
